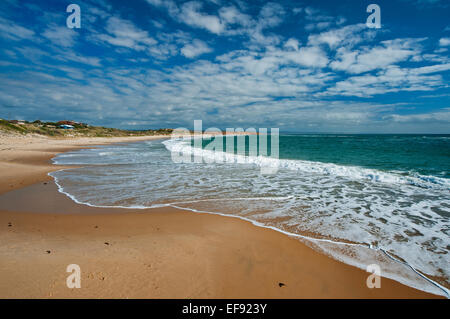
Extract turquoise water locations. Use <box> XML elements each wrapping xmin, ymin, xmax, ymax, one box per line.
<box><xmin>280</xmin><ymin>134</ymin><xmax>450</xmax><ymax>178</ymax></box>
<box><xmin>199</xmin><ymin>134</ymin><xmax>450</xmax><ymax>178</ymax></box>
<box><xmin>50</xmin><ymin>134</ymin><xmax>450</xmax><ymax>296</ymax></box>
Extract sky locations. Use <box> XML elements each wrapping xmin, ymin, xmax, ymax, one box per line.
<box><xmin>0</xmin><ymin>0</ymin><xmax>449</xmax><ymax>133</ymax></box>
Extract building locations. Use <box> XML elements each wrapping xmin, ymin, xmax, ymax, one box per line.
<box><xmin>57</xmin><ymin>120</ymin><xmax>75</xmax><ymax>125</ymax></box>
<box><xmin>59</xmin><ymin>124</ymin><xmax>74</xmax><ymax>129</ymax></box>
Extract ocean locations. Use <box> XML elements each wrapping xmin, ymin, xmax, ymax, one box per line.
<box><xmin>49</xmin><ymin>134</ymin><xmax>450</xmax><ymax>297</ymax></box>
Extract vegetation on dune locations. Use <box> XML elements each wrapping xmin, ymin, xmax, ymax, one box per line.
<box><xmin>0</xmin><ymin>119</ymin><xmax>173</xmax><ymax>137</ymax></box>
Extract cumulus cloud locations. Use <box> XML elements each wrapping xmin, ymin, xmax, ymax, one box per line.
<box><xmin>284</xmin><ymin>38</ymin><xmax>300</xmax><ymax>51</ymax></box>
<box><xmin>284</xmin><ymin>46</ymin><xmax>329</xmax><ymax>68</ymax></box>
<box><xmin>181</xmin><ymin>39</ymin><xmax>213</xmax><ymax>58</ymax></box>
<box><xmin>330</xmin><ymin>38</ymin><xmax>424</xmax><ymax>74</ymax></box>
<box><xmin>439</xmin><ymin>37</ymin><xmax>450</xmax><ymax>46</ymax></box>
<box><xmin>178</xmin><ymin>1</ymin><xmax>226</xmax><ymax>34</ymax></box>
<box><xmin>95</xmin><ymin>16</ymin><xmax>157</xmax><ymax>51</ymax></box>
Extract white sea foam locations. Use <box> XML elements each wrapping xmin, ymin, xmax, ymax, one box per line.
<box><xmin>163</xmin><ymin>138</ymin><xmax>450</xmax><ymax>189</ymax></box>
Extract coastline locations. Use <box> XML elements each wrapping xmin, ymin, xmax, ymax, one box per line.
<box><xmin>0</xmin><ymin>134</ymin><xmax>443</xmax><ymax>298</ymax></box>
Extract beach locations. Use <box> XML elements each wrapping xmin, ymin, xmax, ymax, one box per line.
<box><xmin>0</xmin><ymin>134</ymin><xmax>442</xmax><ymax>298</ymax></box>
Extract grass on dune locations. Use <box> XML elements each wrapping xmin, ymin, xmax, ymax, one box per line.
<box><xmin>0</xmin><ymin>119</ymin><xmax>173</xmax><ymax>137</ymax></box>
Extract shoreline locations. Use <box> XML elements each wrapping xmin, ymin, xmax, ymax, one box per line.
<box><xmin>0</xmin><ymin>134</ymin><xmax>443</xmax><ymax>298</ymax></box>
<box><xmin>0</xmin><ymin>134</ymin><xmax>168</xmax><ymax>195</ymax></box>
<box><xmin>49</xmin><ymin>165</ymin><xmax>450</xmax><ymax>297</ymax></box>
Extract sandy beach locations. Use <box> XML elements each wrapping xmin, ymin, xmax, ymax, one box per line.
<box><xmin>0</xmin><ymin>134</ymin><xmax>442</xmax><ymax>298</ymax></box>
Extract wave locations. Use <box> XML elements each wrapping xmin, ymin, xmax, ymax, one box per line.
<box><xmin>162</xmin><ymin>138</ymin><xmax>450</xmax><ymax>189</ymax></box>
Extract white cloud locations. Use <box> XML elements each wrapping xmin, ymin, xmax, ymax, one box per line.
<box><xmin>308</xmin><ymin>24</ymin><xmax>367</xmax><ymax>49</ymax></box>
<box><xmin>257</xmin><ymin>2</ymin><xmax>285</xmax><ymax>29</ymax></box>
<box><xmin>218</xmin><ymin>6</ymin><xmax>251</xmax><ymax>27</ymax></box>
<box><xmin>293</xmin><ymin>8</ymin><xmax>303</xmax><ymax>15</ymax></box>
<box><xmin>284</xmin><ymin>38</ymin><xmax>300</xmax><ymax>51</ymax></box>
<box><xmin>325</xmin><ymin>64</ymin><xmax>446</xmax><ymax>97</ymax></box>
<box><xmin>96</xmin><ymin>16</ymin><xmax>157</xmax><ymax>51</ymax></box>
<box><xmin>178</xmin><ymin>1</ymin><xmax>225</xmax><ymax>34</ymax></box>
<box><xmin>412</xmin><ymin>63</ymin><xmax>450</xmax><ymax>74</ymax></box>
<box><xmin>0</xmin><ymin>17</ymin><xmax>34</xmax><ymax>41</ymax></box>
<box><xmin>144</xmin><ymin>0</ymin><xmax>286</xmax><ymax>47</ymax></box>
<box><xmin>330</xmin><ymin>38</ymin><xmax>424</xmax><ymax>74</ymax></box>
<box><xmin>181</xmin><ymin>39</ymin><xmax>213</xmax><ymax>58</ymax></box>
<box><xmin>439</xmin><ymin>37</ymin><xmax>450</xmax><ymax>46</ymax></box>
<box><xmin>285</xmin><ymin>46</ymin><xmax>329</xmax><ymax>68</ymax></box>
<box><xmin>55</xmin><ymin>50</ymin><xmax>102</xmax><ymax>67</ymax></box>
<box><xmin>305</xmin><ymin>21</ymin><xmax>332</xmax><ymax>32</ymax></box>
<box><xmin>42</xmin><ymin>25</ymin><xmax>78</xmax><ymax>47</ymax></box>
<box><xmin>145</xmin><ymin>0</ymin><xmax>165</xmax><ymax>6</ymax></box>
<box><xmin>389</xmin><ymin>108</ymin><xmax>450</xmax><ymax>123</ymax></box>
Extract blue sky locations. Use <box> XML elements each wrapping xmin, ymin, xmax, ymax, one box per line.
<box><xmin>0</xmin><ymin>0</ymin><xmax>449</xmax><ymax>133</ymax></box>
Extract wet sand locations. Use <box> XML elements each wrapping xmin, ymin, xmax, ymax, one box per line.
<box><xmin>0</xmin><ymin>135</ymin><xmax>442</xmax><ymax>298</ymax></box>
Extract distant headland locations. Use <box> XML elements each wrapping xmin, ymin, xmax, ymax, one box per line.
<box><xmin>0</xmin><ymin>119</ymin><xmax>173</xmax><ymax>137</ymax></box>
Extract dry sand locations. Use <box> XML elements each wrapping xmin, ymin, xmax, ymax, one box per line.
<box><xmin>0</xmin><ymin>134</ymin><xmax>442</xmax><ymax>298</ymax></box>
